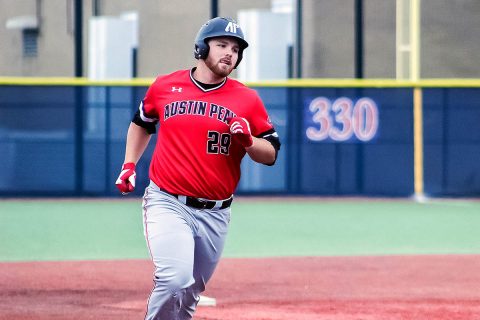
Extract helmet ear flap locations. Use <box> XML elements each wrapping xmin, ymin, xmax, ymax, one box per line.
<box><xmin>194</xmin><ymin>41</ymin><xmax>209</xmax><ymax>60</ymax></box>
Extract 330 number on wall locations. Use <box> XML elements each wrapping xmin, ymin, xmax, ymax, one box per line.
<box><xmin>305</xmin><ymin>97</ymin><xmax>379</xmax><ymax>142</ymax></box>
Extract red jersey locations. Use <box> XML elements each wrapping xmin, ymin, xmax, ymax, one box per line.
<box><xmin>139</xmin><ymin>69</ymin><xmax>275</xmax><ymax>200</ymax></box>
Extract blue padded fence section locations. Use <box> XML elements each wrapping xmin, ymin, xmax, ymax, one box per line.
<box><xmin>0</xmin><ymin>84</ymin><xmax>479</xmax><ymax>197</ymax></box>
<box><xmin>423</xmin><ymin>88</ymin><xmax>480</xmax><ymax>196</ymax></box>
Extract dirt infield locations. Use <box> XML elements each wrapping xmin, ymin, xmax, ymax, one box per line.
<box><xmin>1</xmin><ymin>255</ymin><xmax>480</xmax><ymax>320</ymax></box>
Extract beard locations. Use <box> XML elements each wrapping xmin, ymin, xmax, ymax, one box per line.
<box><xmin>205</xmin><ymin>57</ymin><xmax>234</xmax><ymax>78</ymax></box>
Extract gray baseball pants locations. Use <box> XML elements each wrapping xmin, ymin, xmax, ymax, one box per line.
<box><xmin>142</xmin><ymin>181</ymin><xmax>231</xmax><ymax>320</ymax></box>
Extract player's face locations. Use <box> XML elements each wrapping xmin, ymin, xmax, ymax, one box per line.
<box><xmin>205</xmin><ymin>37</ymin><xmax>240</xmax><ymax>77</ymax></box>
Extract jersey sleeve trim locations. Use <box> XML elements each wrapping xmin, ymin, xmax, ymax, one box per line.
<box><xmin>132</xmin><ymin>109</ymin><xmax>158</xmax><ymax>134</ymax></box>
<box><xmin>132</xmin><ymin>99</ymin><xmax>158</xmax><ymax>134</ymax></box>
<box><xmin>257</xmin><ymin>129</ymin><xmax>280</xmax><ymax>146</ymax></box>
<box><xmin>139</xmin><ymin>100</ymin><xmax>158</xmax><ymax>122</ymax></box>
<box><xmin>257</xmin><ymin>128</ymin><xmax>281</xmax><ymax>166</ymax></box>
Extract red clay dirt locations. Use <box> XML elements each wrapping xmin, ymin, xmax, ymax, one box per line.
<box><xmin>1</xmin><ymin>255</ymin><xmax>479</xmax><ymax>320</ymax></box>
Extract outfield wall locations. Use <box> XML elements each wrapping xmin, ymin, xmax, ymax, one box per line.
<box><xmin>0</xmin><ymin>78</ymin><xmax>479</xmax><ymax>197</ymax></box>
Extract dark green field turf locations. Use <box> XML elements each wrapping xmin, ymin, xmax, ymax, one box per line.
<box><xmin>0</xmin><ymin>198</ymin><xmax>479</xmax><ymax>261</ymax></box>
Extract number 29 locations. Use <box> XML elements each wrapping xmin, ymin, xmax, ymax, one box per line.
<box><xmin>207</xmin><ymin>131</ymin><xmax>231</xmax><ymax>155</ymax></box>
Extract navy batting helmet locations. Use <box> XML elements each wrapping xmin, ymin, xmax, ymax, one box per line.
<box><xmin>194</xmin><ymin>17</ymin><xmax>249</xmax><ymax>69</ymax></box>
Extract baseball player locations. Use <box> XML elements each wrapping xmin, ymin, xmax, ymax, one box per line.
<box><xmin>116</xmin><ymin>17</ymin><xmax>281</xmax><ymax>320</ymax></box>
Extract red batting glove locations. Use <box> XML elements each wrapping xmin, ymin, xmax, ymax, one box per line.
<box><xmin>115</xmin><ymin>162</ymin><xmax>136</xmax><ymax>195</ymax></box>
<box><xmin>228</xmin><ymin>117</ymin><xmax>253</xmax><ymax>148</ymax></box>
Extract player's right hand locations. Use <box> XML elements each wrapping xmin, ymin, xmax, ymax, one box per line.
<box><xmin>115</xmin><ymin>162</ymin><xmax>136</xmax><ymax>195</ymax></box>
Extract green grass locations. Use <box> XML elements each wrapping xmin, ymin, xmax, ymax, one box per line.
<box><xmin>0</xmin><ymin>198</ymin><xmax>479</xmax><ymax>261</ymax></box>
<box><xmin>0</xmin><ymin>200</ymin><xmax>146</xmax><ymax>261</ymax></box>
<box><xmin>227</xmin><ymin>199</ymin><xmax>480</xmax><ymax>257</ymax></box>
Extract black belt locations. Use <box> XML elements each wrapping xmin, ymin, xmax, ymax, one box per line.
<box><xmin>160</xmin><ymin>188</ymin><xmax>233</xmax><ymax>210</ymax></box>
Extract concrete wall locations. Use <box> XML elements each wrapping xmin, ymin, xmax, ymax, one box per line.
<box><xmin>302</xmin><ymin>0</ymin><xmax>480</xmax><ymax>78</ymax></box>
<box><xmin>0</xmin><ymin>0</ymin><xmax>479</xmax><ymax>78</ymax></box>
<box><xmin>134</xmin><ymin>0</ymin><xmax>271</xmax><ymax>77</ymax></box>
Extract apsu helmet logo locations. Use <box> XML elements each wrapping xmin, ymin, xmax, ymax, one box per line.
<box><xmin>224</xmin><ymin>21</ymin><xmax>239</xmax><ymax>34</ymax></box>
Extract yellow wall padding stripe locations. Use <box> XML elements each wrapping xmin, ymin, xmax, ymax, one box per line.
<box><xmin>413</xmin><ymin>87</ymin><xmax>424</xmax><ymax>196</ymax></box>
<box><xmin>0</xmin><ymin>77</ymin><xmax>155</xmax><ymax>86</ymax></box>
<box><xmin>0</xmin><ymin>77</ymin><xmax>480</xmax><ymax>88</ymax></box>
<box><xmin>248</xmin><ymin>78</ymin><xmax>480</xmax><ymax>88</ymax></box>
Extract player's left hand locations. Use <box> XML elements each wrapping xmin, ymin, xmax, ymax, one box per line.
<box><xmin>115</xmin><ymin>162</ymin><xmax>136</xmax><ymax>195</ymax></box>
<box><xmin>228</xmin><ymin>116</ymin><xmax>253</xmax><ymax>148</ymax></box>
